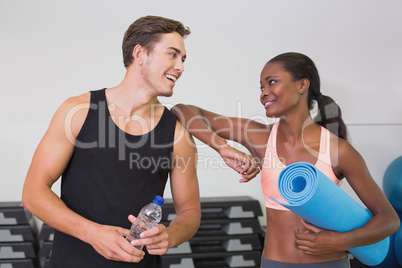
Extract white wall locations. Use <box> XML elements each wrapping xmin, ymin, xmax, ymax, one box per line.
<box><xmin>1</xmin><ymin>0</ymin><xmax>401</xmax><ymax>226</ymax></box>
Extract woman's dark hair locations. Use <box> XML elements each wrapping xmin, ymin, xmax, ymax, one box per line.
<box><xmin>268</xmin><ymin>52</ymin><xmax>348</xmax><ymax>141</ymax></box>
<box><xmin>122</xmin><ymin>15</ymin><xmax>191</xmax><ymax>68</ymax></box>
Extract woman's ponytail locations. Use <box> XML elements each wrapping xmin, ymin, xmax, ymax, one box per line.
<box><xmin>314</xmin><ymin>94</ymin><xmax>348</xmax><ymax>141</ymax></box>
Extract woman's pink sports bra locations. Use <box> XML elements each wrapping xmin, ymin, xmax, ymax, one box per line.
<box><xmin>261</xmin><ymin>121</ymin><xmax>340</xmax><ymax>210</ymax></box>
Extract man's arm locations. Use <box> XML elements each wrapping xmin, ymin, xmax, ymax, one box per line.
<box><xmin>166</xmin><ymin>122</ymin><xmax>201</xmax><ymax>247</ymax></box>
<box><xmin>22</xmin><ymin>94</ymin><xmax>145</xmax><ymax>262</ymax></box>
<box><xmin>131</xmin><ymin>122</ymin><xmax>201</xmax><ymax>254</ymax></box>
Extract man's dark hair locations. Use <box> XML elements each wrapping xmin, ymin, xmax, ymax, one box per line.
<box><xmin>122</xmin><ymin>15</ymin><xmax>191</xmax><ymax>68</ymax></box>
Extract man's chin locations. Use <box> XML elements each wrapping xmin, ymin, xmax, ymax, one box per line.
<box><xmin>160</xmin><ymin>91</ymin><xmax>173</xmax><ymax>97</ymax></box>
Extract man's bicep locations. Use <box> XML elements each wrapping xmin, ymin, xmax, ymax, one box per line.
<box><xmin>26</xmin><ymin>108</ymin><xmax>77</xmax><ymax>186</ymax></box>
<box><xmin>169</xmin><ymin>126</ymin><xmax>200</xmax><ymax>213</ymax></box>
<box><xmin>25</xmin><ymin>96</ymin><xmax>89</xmax><ymax>186</ymax></box>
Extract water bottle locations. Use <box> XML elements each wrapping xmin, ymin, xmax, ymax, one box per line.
<box><xmin>126</xmin><ymin>195</ymin><xmax>165</xmax><ymax>250</ymax></box>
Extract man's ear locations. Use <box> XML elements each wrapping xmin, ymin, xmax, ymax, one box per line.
<box><xmin>298</xmin><ymin>78</ymin><xmax>310</xmax><ymax>94</ymax></box>
<box><xmin>132</xmin><ymin>44</ymin><xmax>146</xmax><ymax>66</ymax></box>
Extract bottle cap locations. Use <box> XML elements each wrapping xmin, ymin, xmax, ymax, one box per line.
<box><xmin>154</xmin><ymin>195</ymin><xmax>165</xmax><ymax>206</ymax></box>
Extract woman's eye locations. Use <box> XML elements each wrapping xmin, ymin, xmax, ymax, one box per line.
<box><xmin>170</xmin><ymin>53</ymin><xmax>176</xmax><ymax>58</ymax></box>
<box><xmin>260</xmin><ymin>86</ymin><xmax>264</xmax><ymax>92</ymax></box>
<box><xmin>269</xmin><ymin>80</ymin><xmax>277</xmax><ymax>85</ymax></box>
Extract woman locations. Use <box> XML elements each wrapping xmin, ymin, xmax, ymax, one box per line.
<box><xmin>171</xmin><ymin>52</ymin><xmax>400</xmax><ymax>267</ymax></box>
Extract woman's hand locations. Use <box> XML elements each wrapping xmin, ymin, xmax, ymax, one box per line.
<box><xmin>218</xmin><ymin>144</ymin><xmax>260</xmax><ymax>182</ymax></box>
<box><xmin>294</xmin><ymin>219</ymin><xmax>348</xmax><ymax>255</ymax></box>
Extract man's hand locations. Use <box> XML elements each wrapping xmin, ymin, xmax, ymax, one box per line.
<box><xmin>128</xmin><ymin>215</ymin><xmax>170</xmax><ymax>255</ymax></box>
<box><xmin>86</xmin><ymin>223</ymin><xmax>145</xmax><ymax>262</ymax></box>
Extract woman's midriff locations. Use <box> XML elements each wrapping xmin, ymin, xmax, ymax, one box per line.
<box><xmin>262</xmin><ymin>208</ymin><xmax>347</xmax><ymax>263</ymax></box>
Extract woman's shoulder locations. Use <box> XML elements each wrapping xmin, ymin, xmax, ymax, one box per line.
<box><xmin>328</xmin><ymin>130</ymin><xmax>365</xmax><ymax>176</ymax></box>
<box><xmin>327</xmin><ymin>131</ymin><xmax>355</xmax><ymax>155</ymax></box>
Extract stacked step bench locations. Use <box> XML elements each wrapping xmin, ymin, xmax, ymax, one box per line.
<box><xmin>9</xmin><ymin>196</ymin><xmax>263</xmax><ymax>268</ymax></box>
<box><xmin>34</xmin><ymin>196</ymin><xmax>264</xmax><ymax>268</ymax></box>
<box><xmin>161</xmin><ymin>196</ymin><xmax>264</xmax><ymax>268</ymax></box>
<box><xmin>2</xmin><ymin>200</ymin><xmax>369</xmax><ymax>268</ymax></box>
<box><xmin>37</xmin><ymin>224</ymin><xmax>53</xmax><ymax>268</ymax></box>
<box><xmin>0</xmin><ymin>202</ymin><xmax>39</xmax><ymax>268</ymax></box>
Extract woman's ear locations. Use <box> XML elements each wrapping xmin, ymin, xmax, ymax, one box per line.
<box><xmin>298</xmin><ymin>78</ymin><xmax>310</xmax><ymax>94</ymax></box>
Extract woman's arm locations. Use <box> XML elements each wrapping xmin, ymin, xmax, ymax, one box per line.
<box><xmin>172</xmin><ymin>104</ymin><xmax>269</xmax><ymax>152</ymax></box>
<box><xmin>294</xmin><ymin>137</ymin><xmax>400</xmax><ymax>255</ymax></box>
<box><xmin>171</xmin><ymin>104</ymin><xmax>269</xmax><ymax>180</ymax></box>
<box><xmin>337</xmin><ymin>139</ymin><xmax>400</xmax><ymax>248</ymax></box>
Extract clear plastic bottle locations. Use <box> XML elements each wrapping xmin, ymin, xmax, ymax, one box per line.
<box><xmin>126</xmin><ymin>195</ymin><xmax>165</xmax><ymax>250</ymax></box>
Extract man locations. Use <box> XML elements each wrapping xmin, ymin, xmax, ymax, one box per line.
<box><xmin>22</xmin><ymin>16</ymin><xmax>201</xmax><ymax>267</ymax></box>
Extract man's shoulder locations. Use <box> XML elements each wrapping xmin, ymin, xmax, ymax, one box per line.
<box><xmin>50</xmin><ymin>91</ymin><xmax>91</xmax><ymax>118</ymax></box>
<box><xmin>172</xmin><ymin>120</ymin><xmax>196</xmax><ymax>153</ymax></box>
<box><xmin>52</xmin><ymin>92</ymin><xmax>92</xmax><ymax>138</ymax></box>
<box><xmin>63</xmin><ymin>92</ymin><xmax>91</xmax><ymax>108</ymax></box>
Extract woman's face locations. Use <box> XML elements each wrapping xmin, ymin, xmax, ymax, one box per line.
<box><xmin>260</xmin><ymin>62</ymin><xmax>305</xmax><ymax>118</ymax></box>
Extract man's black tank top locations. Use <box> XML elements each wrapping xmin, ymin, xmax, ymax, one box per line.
<box><xmin>49</xmin><ymin>89</ymin><xmax>177</xmax><ymax>268</ymax></box>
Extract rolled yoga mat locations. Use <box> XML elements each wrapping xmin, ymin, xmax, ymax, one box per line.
<box><xmin>270</xmin><ymin>162</ymin><xmax>389</xmax><ymax>266</ymax></box>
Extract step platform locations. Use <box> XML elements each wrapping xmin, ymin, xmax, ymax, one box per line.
<box><xmin>162</xmin><ymin>196</ymin><xmax>263</xmax><ymax>221</ymax></box>
<box><xmin>167</xmin><ymin>234</ymin><xmax>261</xmax><ymax>255</ymax></box>
<box><xmin>0</xmin><ymin>203</ymin><xmax>35</xmax><ymax>228</ymax></box>
<box><xmin>0</xmin><ymin>259</ymin><xmax>36</xmax><ymax>268</ymax></box>
<box><xmin>0</xmin><ymin>242</ymin><xmax>37</xmax><ymax>263</ymax></box>
<box><xmin>0</xmin><ymin>226</ymin><xmax>36</xmax><ymax>244</ymax></box>
<box><xmin>162</xmin><ymin>218</ymin><xmax>262</xmax><ymax>237</ymax></box>
<box><xmin>162</xmin><ymin>250</ymin><xmax>261</xmax><ymax>268</ymax></box>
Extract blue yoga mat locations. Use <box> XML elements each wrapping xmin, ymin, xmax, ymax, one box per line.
<box><xmin>270</xmin><ymin>162</ymin><xmax>389</xmax><ymax>266</ymax></box>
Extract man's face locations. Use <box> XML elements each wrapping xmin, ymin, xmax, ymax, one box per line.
<box><xmin>141</xmin><ymin>32</ymin><xmax>187</xmax><ymax>97</ymax></box>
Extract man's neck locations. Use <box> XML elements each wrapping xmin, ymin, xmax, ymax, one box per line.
<box><xmin>107</xmin><ymin>68</ymin><xmax>162</xmax><ymax>118</ymax></box>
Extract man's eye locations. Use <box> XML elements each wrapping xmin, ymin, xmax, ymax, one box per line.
<box><xmin>170</xmin><ymin>53</ymin><xmax>176</xmax><ymax>58</ymax></box>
